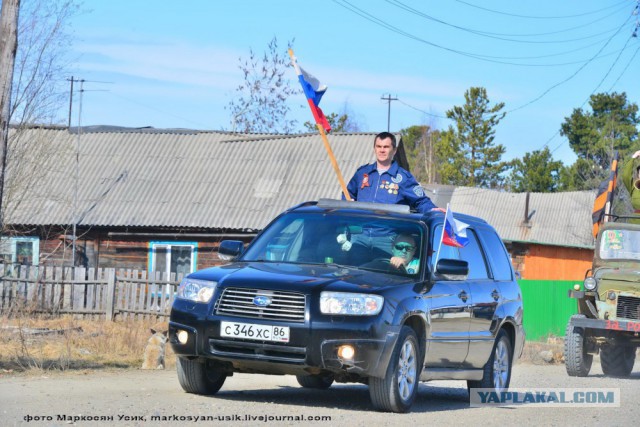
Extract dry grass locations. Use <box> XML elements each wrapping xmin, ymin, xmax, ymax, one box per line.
<box><xmin>0</xmin><ymin>310</ymin><xmax>566</xmax><ymax>375</ymax></box>
<box><xmin>520</xmin><ymin>336</ymin><xmax>565</xmax><ymax>365</ymax></box>
<box><xmin>0</xmin><ymin>313</ymin><xmax>175</xmax><ymax>374</ymax></box>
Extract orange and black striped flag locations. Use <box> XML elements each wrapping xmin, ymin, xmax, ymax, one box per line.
<box><xmin>592</xmin><ymin>151</ymin><xmax>619</xmax><ymax>237</ymax></box>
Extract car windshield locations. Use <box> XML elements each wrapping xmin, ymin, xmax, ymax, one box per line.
<box><xmin>241</xmin><ymin>212</ymin><xmax>425</xmax><ymax>276</ymax></box>
<box><xmin>599</xmin><ymin>228</ymin><xmax>640</xmax><ymax>260</ymax></box>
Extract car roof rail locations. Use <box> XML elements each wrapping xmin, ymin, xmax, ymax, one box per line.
<box><xmin>316</xmin><ymin>198</ymin><xmax>411</xmax><ymax>214</ymax></box>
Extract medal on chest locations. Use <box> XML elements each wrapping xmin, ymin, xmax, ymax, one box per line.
<box><xmin>380</xmin><ymin>180</ymin><xmax>398</xmax><ymax>194</ymax></box>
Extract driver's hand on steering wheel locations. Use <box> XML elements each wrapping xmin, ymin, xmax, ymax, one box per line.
<box><xmin>389</xmin><ymin>256</ymin><xmax>408</xmax><ymax>270</ymax></box>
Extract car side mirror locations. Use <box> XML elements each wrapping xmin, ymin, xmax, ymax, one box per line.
<box><xmin>219</xmin><ymin>240</ymin><xmax>244</xmax><ymax>261</ymax></box>
<box><xmin>434</xmin><ymin>258</ymin><xmax>469</xmax><ymax>280</ymax></box>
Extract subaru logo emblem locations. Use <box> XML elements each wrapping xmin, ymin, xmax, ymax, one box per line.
<box><xmin>253</xmin><ymin>296</ymin><xmax>272</xmax><ymax>307</ymax></box>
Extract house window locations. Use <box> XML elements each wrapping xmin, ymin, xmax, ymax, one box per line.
<box><xmin>149</xmin><ymin>241</ymin><xmax>197</xmax><ymax>277</ymax></box>
<box><xmin>0</xmin><ymin>237</ymin><xmax>40</xmax><ymax>265</ymax></box>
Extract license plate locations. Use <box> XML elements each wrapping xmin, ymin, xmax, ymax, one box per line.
<box><xmin>220</xmin><ymin>321</ymin><xmax>290</xmax><ymax>343</ymax></box>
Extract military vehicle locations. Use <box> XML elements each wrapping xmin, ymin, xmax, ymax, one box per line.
<box><xmin>565</xmin><ymin>218</ymin><xmax>640</xmax><ymax>377</ymax></box>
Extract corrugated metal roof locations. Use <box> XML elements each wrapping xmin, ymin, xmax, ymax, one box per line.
<box><xmin>449</xmin><ymin>187</ymin><xmax>596</xmax><ymax>249</ymax></box>
<box><xmin>5</xmin><ymin>126</ymin><xmax>597</xmax><ymax>248</ymax></box>
<box><xmin>5</xmin><ymin>127</ymin><xmax>388</xmax><ymax>232</ymax></box>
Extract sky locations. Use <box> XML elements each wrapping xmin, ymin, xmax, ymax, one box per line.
<box><xmin>63</xmin><ymin>0</ymin><xmax>640</xmax><ymax>165</ymax></box>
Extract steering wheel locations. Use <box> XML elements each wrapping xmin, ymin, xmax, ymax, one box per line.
<box><xmin>363</xmin><ymin>257</ymin><xmax>406</xmax><ymax>272</ymax></box>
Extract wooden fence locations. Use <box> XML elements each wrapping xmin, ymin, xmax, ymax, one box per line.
<box><xmin>0</xmin><ymin>264</ymin><xmax>183</xmax><ymax>320</ymax></box>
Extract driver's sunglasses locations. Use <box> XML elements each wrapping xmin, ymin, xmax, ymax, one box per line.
<box><xmin>394</xmin><ymin>244</ymin><xmax>415</xmax><ymax>252</ymax></box>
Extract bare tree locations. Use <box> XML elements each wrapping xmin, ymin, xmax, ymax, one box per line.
<box><xmin>226</xmin><ymin>37</ymin><xmax>300</xmax><ymax>134</ymax></box>
<box><xmin>303</xmin><ymin>101</ymin><xmax>364</xmax><ymax>133</ymax></box>
<box><xmin>1</xmin><ymin>0</ymin><xmax>78</xmax><ymax>239</ymax></box>
<box><xmin>10</xmin><ymin>0</ymin><xmax>78</xmax><ymax>126</ymax></box>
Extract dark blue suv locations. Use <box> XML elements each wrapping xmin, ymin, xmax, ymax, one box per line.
<box><xmin>169</xmin><ymin>199</ymin><xmax>525</xmax><ymax>413</ymax></box>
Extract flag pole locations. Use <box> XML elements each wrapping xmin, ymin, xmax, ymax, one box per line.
<box><xmin>288</xmin><ymin>49</ymin><xmax>352</xmax><ymax>201</ymax></box>
<box><xmin>603</xmin><ymin>151</ymin><xmax>619</xmax><ymax>224</ymax></box>
<box><xmin>433</xmin><ymin>203</ymin><xmax>449</xmax><ymax>267</ymax></box>
<box><xmin>314</xmin><ymin>122</ymin><xmax>352</xmax><ymax>201</ymax></box>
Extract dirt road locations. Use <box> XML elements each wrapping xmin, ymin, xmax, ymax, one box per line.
<box><xmin>1</xmin><ymin>359</ymin><xmax>638</xmax><ymax>427</ymax></box>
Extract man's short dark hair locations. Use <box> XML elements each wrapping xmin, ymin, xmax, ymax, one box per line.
<box><xmin>374</xmin><ymin>131</ymin><xmax>396</xmax><ymax>148</ymax></box>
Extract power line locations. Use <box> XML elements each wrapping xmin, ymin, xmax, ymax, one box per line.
<box><xmin>332</xmin><ymin>0</ymin><xmax>635</xmax><ymax>66</ymax></box>
<box><xmin>589</xmin><ymin>34</ymin><xmax>637</xmax><ymax>95</ymax></box>
<box><xmin>454</xmin><ymin>0</ymin><xmax>631</xmax><ymax>20</ymax></box>
<box><xmin>540</xmin><ymin>36</ymin><xmax>638</xmax><ymax>157</ymax></box>
<box><xmin>386</xmin><ymin>0</ymin><xmax>628</xmax><ymax>43</ymax></box>
<box><xmin>67</xmin><ymin>77</ymin><xmax>113</xmax><ymax>127</ymax></box>
<box><xmin>107</xmin><ymin>92</ymin><xmax>210</xmax><ymax>128</ymax></box>
<box><xmin>508</xmin><ymin>14</ymin><xmax>633</xmax><ymax>113</ymax></box>
<box><xmin>607</xmin><ymin>43</ymin><xmax>640</xmax><ymax>91</ymax></box>
<box><xmin>396</xmin><ymin>99</ymin><xmax>449</xmax><ymax>120</ymax></box>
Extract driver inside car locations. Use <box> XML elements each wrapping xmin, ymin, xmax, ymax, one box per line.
<box><xmin>390</xmin><ymin>233</ymin><xmax>420</xmax><ymax>274</ymax></box>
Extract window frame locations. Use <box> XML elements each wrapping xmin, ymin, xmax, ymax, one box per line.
<box><xmin>0</xmin><ymin>237</ymin><xmax>40</xmax><ymax>265</ymax></box>
<box><xmin>430</xmin><ymin>224</ymin><xmax>490</xmax><ymax>280</ymax></box>
<box><xmin>148</xmin><ymin>241</ymin><xmax>198</xmax><ymax>276</ymax></box>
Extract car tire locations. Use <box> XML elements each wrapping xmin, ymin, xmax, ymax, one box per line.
<box><xmin>369</xmin><ymin>326</ymin><xmax>420</xmax><ymax>413</ymax></box>
<box><xmin>295</xmin><ymin>373</ymin><xmax>334</xmax><ymax>389</ymax></box>
<box><xmin>467</xmin><ymin>329</ymin><xmax>512</xmax><ymax>393</ymax></box>
<box><xmin>600</xmin><ymin>343</ymin><xmax>636</xmax><ymax>377</ymax></box>
<box><xmin>564</xmin><ymin>314</ymin><xmax>593</xmax><ymax>377</ymax></box>
<box><xmin>176</xmin><ymin>357</ymin><xmax>226</xmax><ymax>395</ymax></box>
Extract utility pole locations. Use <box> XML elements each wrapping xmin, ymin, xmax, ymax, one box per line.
<box><xmin>72</xmin><ymin>79</ymin><xmax>84</xmax><ymax>267</ymax></box>
<box><xmin>67</xmin><ymin>76</ymin><xmax>79</xmax><ymax>128</ymax></box>
<box><xmin>67</xmin><ymin>78</ymin><xmax>110</xmax><ymax>266</ymax></box>
<box><xmin>0</xmin><ymin>0</ymin><xmax>20</xmax><ymax>233</ymax></box>
<box><xmin>67</xmin><ymin>77</ymin><xmax>105</xmax><ymax>128</ymax></box>
<box><xmin>381</xmin><ymin>94</ymin><xmax>398</xmax><ymax>132</ymax></box>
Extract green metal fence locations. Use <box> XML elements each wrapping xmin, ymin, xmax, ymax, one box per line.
<box><xmin>518</xmin><ymin>279</ymin><xmax>580</xmax><ymax>341</ymax></box>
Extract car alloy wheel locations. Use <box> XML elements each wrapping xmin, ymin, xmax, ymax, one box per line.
<box><xmin>397</xmin><ymin>338</ymin><xmax>418</xmax><ymax>400</ymax></box>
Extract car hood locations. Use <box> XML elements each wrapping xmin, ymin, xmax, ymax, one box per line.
<box><xmin>188</xmin><ymin>262</ymin><xmax>413</xmax><ymax>292</ymax></box>
<box><xmin>596</xmin><ymin>268</ymin><xmax>640</xmax><ymax>294</ymax></box>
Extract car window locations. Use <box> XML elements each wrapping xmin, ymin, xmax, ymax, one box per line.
<box><xmin>479</xmin><ymin>229</ymin><xmax>513</xmax><ymax>281</ymax></box>
<box><xmin>432</xmin><ymin>225</ymin><xmax>489</xmax><ymax>279</ymax></box>
<box><xmin>241</xmin><ymin>212</ymin><xmax>424</xmax><ymax>276</ymax></box>
<box><xmin>600</xmin><ymin>229</ymin><xmax>640</xmax><ymax>260</ymax></box>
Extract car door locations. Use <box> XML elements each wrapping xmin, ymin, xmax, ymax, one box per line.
<box><xmin>424</xmin><ymin>224</ymin><xmax>470</xmax><ymax>368</ymax></box>
<box><xmin>458</xmin><ymin>228</ymin><xmax>498</xmax><ymax>368</ymax></box>
<box><xmin>424</xmin><ymin>280</ymin><xmax>471</xmax><ymax>367</ymax></box>
<box><xmin>465</xmin><ymin>228</ymin><xmax>519</xmax><ymax>367</ymax></box>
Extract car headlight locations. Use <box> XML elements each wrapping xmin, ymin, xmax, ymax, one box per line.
<box><xmin>177</xmin><ymin>278</ymin><xmax>217</xmax><ymax>303</ymax></box>
<box><xmin>583</xmin><ymin>276</ymin><xmax>597</xmax><ymax>291</ymax></box>
<box><xmin>320</xmin><ymin>292</ymin><xmax>384</xmax><ymax>316</ymax></box>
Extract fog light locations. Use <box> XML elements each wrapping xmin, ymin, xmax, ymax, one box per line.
<box><xmin>607</xmin><ymin>291</ymin><xmax>617</xmax><ymax>301</ymax></box>
<box><xmin>177</xmin><ymin>330</ymin><xmax>189</xmax><ymax>344</ymax></box>
<box><xmin>573</xmin><ymin>284</ymin><xmax>580</xmax><ymax>291</ymax></box>
<box><xmin>337</xmin><ymin>345</ymin><xmax>355</xmax><ymax>360</ymax></box>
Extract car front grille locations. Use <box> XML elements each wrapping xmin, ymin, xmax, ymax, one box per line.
<box><xmin>215</xmin><ymin>287</ymin><xmax>306</xmax><ymax>322</ymax></box>
<box><xmin>616</xmin><ymin>295</ymin><xmax>640</xmax><ymax>321</ymax></box>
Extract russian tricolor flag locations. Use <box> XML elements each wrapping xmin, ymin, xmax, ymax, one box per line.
<box><xmin>291</xmin><ymin>56</ymin><xmax>331</xmax><ymax>132</ymax></box>
<box><xmin>442</xmin><ymin>204</ymin><xmax>469</xmax><ymax>248</ymax></box>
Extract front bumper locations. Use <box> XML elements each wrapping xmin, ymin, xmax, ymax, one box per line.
<box><xmin>568</xmin><ymin>316</ymin><xmax>640</xmax><ymax>334</ymax></box>
<box><xmin>169</xmin><ymin>316</ymin><xmax>401</xmax><ymax>379</ymax></box>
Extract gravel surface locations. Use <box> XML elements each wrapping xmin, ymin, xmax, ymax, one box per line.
<box><xmin>1</xmin><ymin>358</ymin><xmax>638</xmax><ymax>427</ymax></box>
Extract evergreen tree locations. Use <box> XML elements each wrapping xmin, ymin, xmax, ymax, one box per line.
<box><xmin>400</xmin><ymin>125</ymin><xmax>439</xmax><ymax>184</ymax></box>
<box><xmin>560</xmin><ymin>92</ymin><xmax>639</xmax><ymax>189</ymax></box>
<box><xmin>508</xmin><ymin>147</ymin><xmax>564</xmax><ymax>192</ymax></box>
<box><xmin>435</xmin><ymin>87</ymin><xmax>508</xmax><ymax>188</ymax></box>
